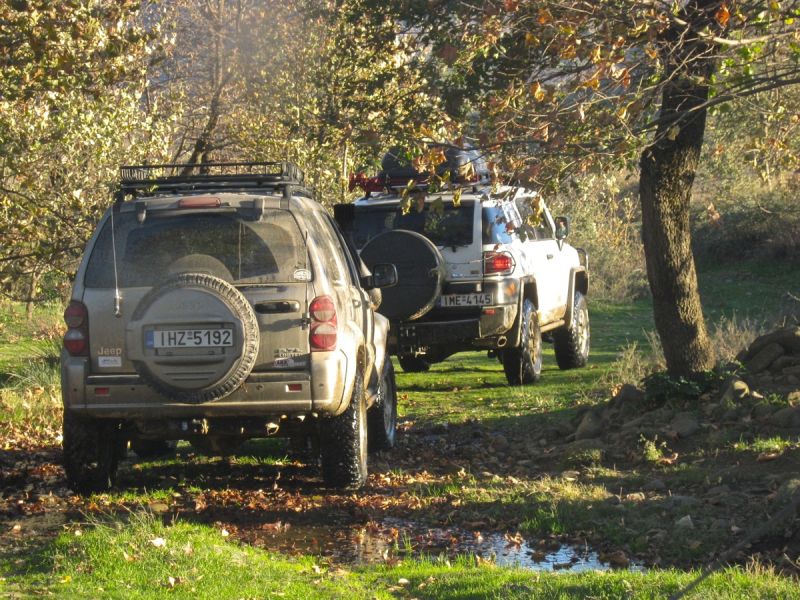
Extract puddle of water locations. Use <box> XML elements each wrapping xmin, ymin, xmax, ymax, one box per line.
<box><xmin>238</xmin><ymin>518</ymin><xmax>639</xmax><ymax>572</ymax></box>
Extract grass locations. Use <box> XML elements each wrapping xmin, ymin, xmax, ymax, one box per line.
<box><xmin>1</xmin><ymin>256</ymin><xmax>799</xmax><ymax>595</ymax></box>
<box><xmin>2</xmin><ymin>514</ymin><xmax>798</xmax><ymax>599</ymax></box>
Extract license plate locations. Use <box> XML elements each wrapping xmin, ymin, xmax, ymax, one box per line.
<box><xmin>146</xmin><ymin>328</ymin><xmax>233</xmax><ymax>349</ymax></box>
<box><xmin>437</xmin><ymin>293</ymin><xmax>492</xmax><ymax>307</ymax></box>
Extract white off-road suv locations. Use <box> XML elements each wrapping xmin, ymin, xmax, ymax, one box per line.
<box><xmin>61</xmin><ymin>162</ymin><xmax>402</xmax><ymax>493</ymax></box>
<box><xmin>336</xmin><ymin>149</ymin><xmax>590</xmax><ymax>385</ymax></box>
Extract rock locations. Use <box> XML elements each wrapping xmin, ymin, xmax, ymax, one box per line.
<box><xmin>666</xmin><ymin>495</ymin><xmax>700</xmax><ymax>508</ymax></box>
<box><xmin>612</xmin><ymin>383</ymin><xmax>646</xmax><ymax>409</ymax></box>
<box><xmin>621</xmin><ymin>415</ymin><xmax>645</xmax><ymax>430</ymax></box>
<box><xmin>643</xmin><ymin>478</ymin><xmax>667</xmax><ymax>492</ymax></box>
<box><xmin>562</xmin><ymin>438</ymin><xmax>607</xmax><ymax>454</ymax></box>
<box><xmin>783</xmin><ymin>365</ymin><xmax>800</xmax><ymax>377</ymax></box>
<box><xmin>711</xmin><ymin>518</ymin><xmax>729</xmax><ymax>530</ymax></box>
<box><xmin>675</xmin><ymin>515</ymin><xmax>694</xmax><ymax>529</ymax></box>
<box><xmin>787</xmin><ymin>375</ymin><xmax>800</xmax><ymax>386</ymax></box>
<box><xmin>777</xmin><ymin>478</ymin><xmax>800</xmax><ymax>502</ymax></box>
<box><xmin>768</xmin><ymin>406</ymin><xmax>800</xmax><ymax>428</ymax></box>
<box><xmin>720</xmin><ymin>378</ymin><xmax>750</xmax><ymax>403</ymax></box>
<box><xmin>492</xmin><ymin>434</ymin><xmax>509</xmax><ymax>451</ymax></box>
<box><xmin>670</xmin><ymin>412</ymin><xmax>701</xmax><ymax>438</ymax></box>
<box><xmin>745</xmin><ymin>327</ymin><xmax>800</xmax><ymax>358</ymax></box>
<box><xmin>752</xmin><ymin>402</ymin><xmax>779</xmax><ymax>420</ymax></box>
<box><xmin>746</xmin><ymin>343</ymin><xmax>785</xmax><ymax>373</ymax></box>
<box><xmin>624</xmin><ymin>492</ymin><xmax>646</xmax><ymax>502</ymax></box>
<box><xmin>575</xmin><ymin>410</ymin><xmax>604</xmax><ymax>440</ymax></box>
<box><xmin>771</xmin><ymin>356</ymin><xmax>800</xmax><ymax>372</ymax></box>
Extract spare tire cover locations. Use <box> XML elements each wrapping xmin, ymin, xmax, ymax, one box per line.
<box><xmin>360</xmin><ymin>230</ymin><xmax>445</xmax><ymax>321</ymax></box>
<box><xmin>126</xmin><ymin>273</ymin><xmax>259</xmax><ymax>403</ymax></box>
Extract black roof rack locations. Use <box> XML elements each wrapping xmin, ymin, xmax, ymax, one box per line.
<box><xmin>118</xmin><ymin>161</ymin><xmax>309</xmax><ymax>198</ymax></box>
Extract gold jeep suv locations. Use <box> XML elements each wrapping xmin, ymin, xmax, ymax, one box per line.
<box><xmin>61</xmin><ymin>162</ymin><xmax>399</xmax><ymax>493</ymax></box>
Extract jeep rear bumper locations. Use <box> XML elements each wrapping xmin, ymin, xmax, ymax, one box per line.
<box><xmin>62</xmin><ymin>353</ymin><xmax>347</xmax><ymax>418</ymax></box>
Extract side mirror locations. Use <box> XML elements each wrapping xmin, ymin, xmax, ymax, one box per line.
<box><xmin>554</xmin><ymin>216</ymin><xmax>570</xmax><ymax>240</ymax></box>
<box><xmin>361</xmin><ymin>263</ymin><xmax>398</xmax><ymax>290</ymax></box>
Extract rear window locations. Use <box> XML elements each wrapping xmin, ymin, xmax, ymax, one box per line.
<box><xmin>352</xmin><ymin>200</ymin><xmax>474</xmax><ymax>249</ymax></box>
<box><xmin>84</xmin><ymin>210</ymin><xmax>308</xmax><ymax>288</ymax></box>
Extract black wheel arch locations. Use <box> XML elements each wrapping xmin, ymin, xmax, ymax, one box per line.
<box><xmin>565</xmin><ymin>267</ymin><xmax>589</xmax><ymax>325</ymax></box>
<box><xmin>507</xmin><ymin>276</ymin><xmax>539</xmax><ymax>348</ymax></box>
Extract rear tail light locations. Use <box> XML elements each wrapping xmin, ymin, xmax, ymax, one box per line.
<box><xmin>484</xmin><ymin>251</ymin><xmax>515</xmax><ymax>275</ymax></box>
<box><xmin>309</xmin><ymin>295</ymin><xmax>337</xmax><ymax>351</ymax></box>
<box><xmin>63</xmin><ymin>301</ymin><xmax>89</xmax><ymax>356</ymax></box>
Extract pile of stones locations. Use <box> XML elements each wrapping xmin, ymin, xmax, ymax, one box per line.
<box><xmin>738</xmin><ymin>326</ymin><xmax>800</xmax><ymax>392</ymax></box>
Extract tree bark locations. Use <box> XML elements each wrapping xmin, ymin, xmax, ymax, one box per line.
<box><xmin>638</xmin><ymin>0</ymin><xmax>718</xmax><ymax>377</ymax></box>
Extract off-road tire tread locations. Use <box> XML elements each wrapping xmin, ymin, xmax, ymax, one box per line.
<box><xmin>397</xmin><ymin>354</ymin><xmax>430</xmax><ymax>373</ymax></box>
<box><xmin>553</xmin><ymin>291</ymin><xmax>590</xmax><ymax>370</ymax></box>
<box><xmin>320</xmin><ymin>369</ymin><xmax>368</xmax><ymax>489</ymax></box>
<box><xmin>131</xmin><ymin>273</ymin><xmax>259</xmax><ymax>403</ymax></box>
<box><xmin>368</xmin><ymin>361</ymin><xmax>397</xmax><ymax>452</ymax></box>
<box><xmin>502</xmin><ymin>299</ymin><xmax>542</xmax><ymax>385</ymax></box>
<box><xmin>62</xmin><ymin>412</ymin><xmax>119</xmax><ymax>494</ymax></box>
<box><xmin>131</xmin><ymin>439</ymin><xmax>177</xmax><ymax>459</ymax></box>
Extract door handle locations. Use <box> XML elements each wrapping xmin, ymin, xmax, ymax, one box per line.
<box><xmin>353</xmin><ymin>299</ymin><xmax>362</xmax><ymax>308</ymax></box>
<box><xmin>546</xmin><ymin>254</ymin><xmax>554</xmax><ymax>260</ymax></box>
<box><xmin>254</xmin><ymin>300</ymin><xmax>300</xmax><ymax>314</ymax></box>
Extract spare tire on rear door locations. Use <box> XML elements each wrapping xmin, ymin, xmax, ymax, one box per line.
<box><xmin>125</xmin><ymin>272</ymin><xmax>259</xmax><ymax>403</ymax></box>
<box><xmin>360</xmin><ymin>230</ymin><xmax>445</xmax><ymax>321</ymax></box>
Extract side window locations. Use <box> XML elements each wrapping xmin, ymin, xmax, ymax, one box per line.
<box><xmin>326</xmin><ymin>215</ymin><xmax>362</xmax><ymax>286</ymax></box>
<box><xmin>515</xmin><ymin>196</ymin><xmax>553</xmax><ymax>241</ymax></box>
<box><xmin>309</xmin><ymin>211</ymin><xmax>347</xmax><ymax>284</ymax></box>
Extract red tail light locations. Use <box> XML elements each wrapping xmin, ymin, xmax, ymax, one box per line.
<box><xmin>484</xmin><ymin>251</ymin><xmax>515</xmax><ymax>275</ymax></box>
<box><xmin>63</xmin><ymin>301</ymin><xmax>89</xmax><ymax>356</ymax></box>
<box><xmin>309</xmin><ymin>296</ymin><xmax>337</xmax><ymax>351</ymax></box>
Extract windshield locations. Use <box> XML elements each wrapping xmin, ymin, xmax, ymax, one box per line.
<box><xmin>84</xmin><ymin>210</ymin><xmax>308</xmax><ymax>288</ymax></box>
<box><xmin>352</xmin><ymin>200</ymin><xmax>474</xmax><ymax>249</ymax></box>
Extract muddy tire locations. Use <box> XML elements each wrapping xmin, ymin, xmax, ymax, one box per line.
<box><xmin>131</xmin><ymin>439</ymin><xmax>177</xmax><ymax>459</ymax></box>
<box><xmin>128</xmin><ymin>273</ymin><xmax>259</xmax><ymax>403</ymax></box>
<box><xmin>368</xmin><ymin>360</ymin><xmax>398</xmax><ymax>452</ymax></box>
<box><xmin>62</xmin><ymin>412</ymin><xmax>121</xmax><ymax>494</ymax></box>
<box><xmin>320</xmin><ymin>369</ymin><xmax>368</xmax><ymax>489</ymax></box>
<box><xmin>553</xmin><ymin>291</ymin><xmax>590</xmax><ymax>370</ymax></box>
<box><xmin>397</xmin><ymin>354</ymin><xmax>430</xmax><ymax>373</ymax></box>
<box><xmin>502</xmin><ymin>299</ymin><xmax>542</xmax><ymax>385</ymax></box>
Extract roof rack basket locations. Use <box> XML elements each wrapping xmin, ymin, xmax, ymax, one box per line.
<box><xmin>118</xmin><ymin>161</ymin><xmax>307</xmax><ymax>198</ymax></box>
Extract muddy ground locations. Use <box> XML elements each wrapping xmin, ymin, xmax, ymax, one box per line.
<box><xmin>1</xmin><ymin>370</ymin><xmax>799</xmax><ymax>578</ymax></box>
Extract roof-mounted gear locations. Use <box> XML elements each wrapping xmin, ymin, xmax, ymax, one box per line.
<box><xmin>117</xmin><ymin>161</ymin><xmax>310</xmax><ymax>200</ymax></box>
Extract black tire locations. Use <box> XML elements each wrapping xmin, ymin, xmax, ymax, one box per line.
<box><xmin>502</xmin><ymin>299</ymin><xmax>543</xmax><ymax>385</ymax></box>
<box><xmin>368</xmin><ymin>360</ymin><xmax>398</xmax><ymax>452</ymax></box>
<box><xmin>554</xmin><ymin>291</ymin><xmax>590</xmax><ymax>369</ymax></box>
<box><xmin>62</xmin><ymin>412</ymin><xmax>120</xmax><ymax>494</ymax></box>
<box><xmin>398</xmin><ymin>354</ymin><xmax>430</xmax><ymax>373</ymax></box>
<box><xmin>129</xmin><ymin>273</ymin><xmax>259</xmax><ymax>403</ymax></box>
<box><xmin>360</xmin><ymin>230</ymin><xmax>445</xmax><ymax>321</ymax></box>
<box><xmin>131</xmin><ymin>439</ymin><xmax>177</xmax><ymax>459</ymax></box>
<box><xmin>320</xmin><ymin>369</ymin><xmax>368</xmax><ymax>489</ymax></box>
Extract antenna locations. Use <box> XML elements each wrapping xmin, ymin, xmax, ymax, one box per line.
<box><xmin>109</xmin><ymin>204</ymin><xmax>122</xmax><ymax>317</ymax></box>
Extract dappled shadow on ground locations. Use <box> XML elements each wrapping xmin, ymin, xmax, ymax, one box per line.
<box><xmin>2</xmin><ymin>352</ymin><xmax>800</xmax><ymax>575</ymax></box>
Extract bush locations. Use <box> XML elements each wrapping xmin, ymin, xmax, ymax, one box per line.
<box><xmin>551</xmin><ymin>173</ymin><xmax>649</xmax><ymax>302</ymax></box>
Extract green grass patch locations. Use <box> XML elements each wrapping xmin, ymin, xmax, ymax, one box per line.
<box><xmin>3</xmin><ymin>513</ymin><xmax>798</xmax><ymax>599</ymax></box>
<box><xmin>732</xmin><ymin>436</ymin><xmax>798</xmax><ymax>454</ymax></box>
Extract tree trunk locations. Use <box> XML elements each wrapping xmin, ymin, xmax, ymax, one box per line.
<box><xmin>638</xmin><ymin>1</ymin><xmax>718</xmax><ymax>377</ymax></box>
<box><xmin>25</xmin><ymin>269</ymin><xmax>41</xmax><ymax>321</ymax></box>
